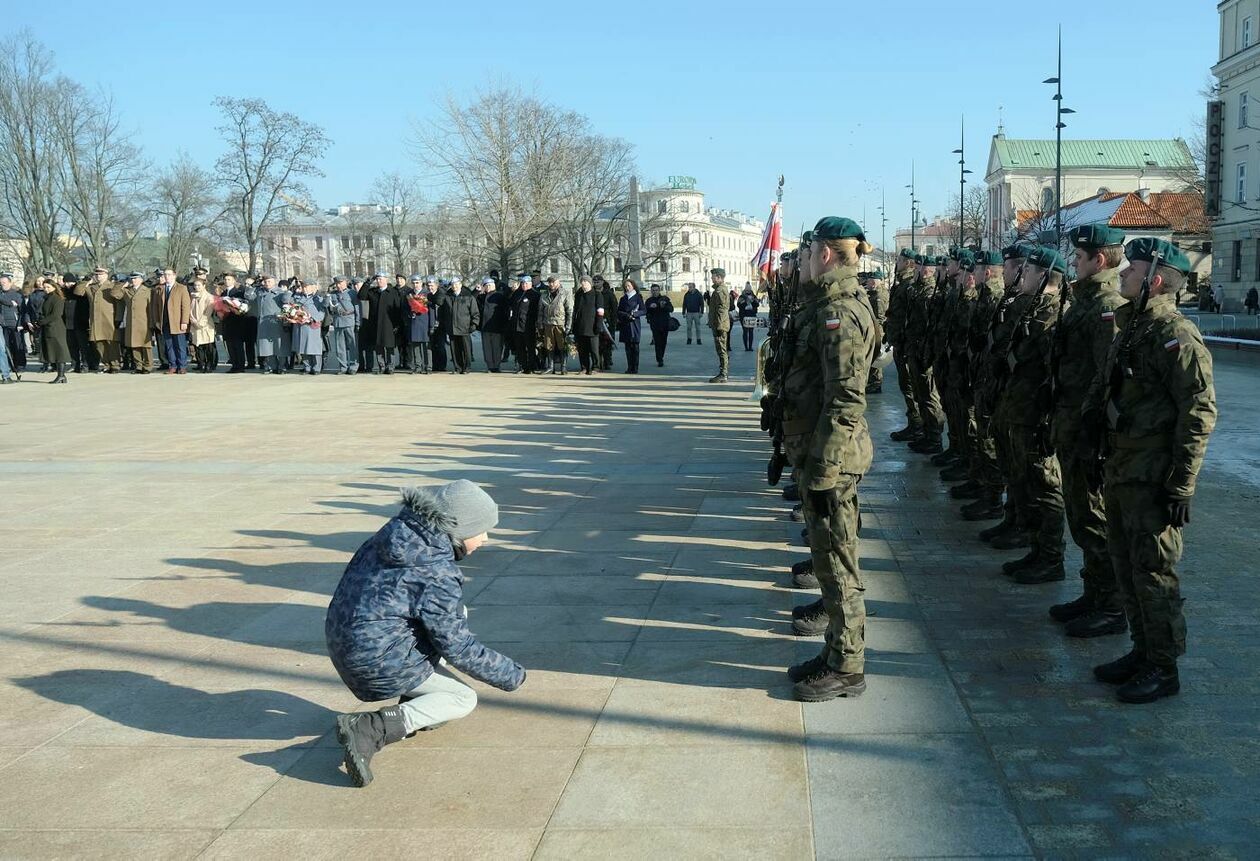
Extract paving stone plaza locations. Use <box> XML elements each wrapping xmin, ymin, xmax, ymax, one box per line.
<box><xmin>0</xmin><ymin>342</ymin><xmax>1256</xmax><ymax>859</ymax></box>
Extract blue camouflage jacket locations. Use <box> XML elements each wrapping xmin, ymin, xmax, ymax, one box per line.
<box><xmin>325</xmin><ymin>489</ymin><xmax>525</xmax><ymax>701</ymax></box>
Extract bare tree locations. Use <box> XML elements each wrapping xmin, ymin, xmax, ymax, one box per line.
<box><xmin>551</xmin><ymin>134</ymin><xmax>636</xmax><ymax>281</ymax></box>
<box><xmin>213</xmin><ymin>96</ymin><xmax>330</xmax><ymax>274</ymax></box>
<box><xmin>149</xmin><ymin>153</ymin><xmax>224</xmax><ymax>270</ymax></box>
<box><xmin>369</xmin><ymin>171</ymin><xmax>426</xmax><ymax>273</ymax></box>
<box><xmin>415</xmin><ymin>86</ymin><xmax>580</xmax><ymax>276</ymax></box>
<box><xmin>940</xmin><ymin>185</ymin><xmax>989</xmax><ymax>248</ymax></box>
<box><xmin>0</xmin><ymin>32</ymin><xmax>70</xmax><ymax>270</ymax></box>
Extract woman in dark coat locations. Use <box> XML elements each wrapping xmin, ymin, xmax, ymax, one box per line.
<box><xmin>616</xmin><ymin>279</ymin><xmax>646</xmax><ymax>374</ymax></box>
<box><xmin>736</xmin><ymin>285</ymin><xmax>760</xmax><ymax>351</ymax></box>
<box><xmin>405</xmin><ymin>282</ymin><xmax>436</xmax><ymax>374</ymax></box>
<box><xmin>571</xmin><ymin>276</ymin><xmax>603</xmax><ymax>375</ymax></box>
<box><xmin>361</xmin><ymin>274</ymin><xmax>404</xmax><ymax>373</ymax></box>
<box><xmin>37</xmin><ymin>282</ymin><xmax>70</xmax><ymax>383</ymax></box>
<box><xmin>644</xmin><ymin>284</ymin><xmax>674</xmax><ymax>367</ymax></box>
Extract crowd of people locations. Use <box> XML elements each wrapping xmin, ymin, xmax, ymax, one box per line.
<box><xmin>762</xmin><ymin>222</ymin><xmax>1218</xmax><ymax>706</ymax></box>
<box><xmin>0</xmin><ymin>267</ymin><xmax>768</xmax><ymax>385</ymax></box>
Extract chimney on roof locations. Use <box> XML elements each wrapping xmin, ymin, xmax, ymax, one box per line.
<box><xmin>1137</xmin><ymin>188</ymin><xmax>1150</xmax><ymax>203</ymax></box>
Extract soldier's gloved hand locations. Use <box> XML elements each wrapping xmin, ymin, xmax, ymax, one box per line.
<box><xmin>1166</xmin><ymin>495</ymin><xmax>1192</xmax><ymax>528</ymax></box>
<box><xmin>808</xmin><ymin>487</ymin><xmax>840</xmax><ymax>518</ymax></box>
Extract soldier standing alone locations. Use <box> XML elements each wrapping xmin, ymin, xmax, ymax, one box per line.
<box><xmin>707</xmin><ymin>268</ymin><xmax>732</xmax><ymax>383</ymax></box>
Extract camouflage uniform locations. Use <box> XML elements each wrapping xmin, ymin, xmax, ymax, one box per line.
<box><xmin>788</xmin><ymin>266</ymin><xmax>875</xmax><ymax>675</ymax></box>
<box><xmin>930</xmin><ymin>272</ymin><xmax>962</xmax><ymax>455</ymax></box>
<box><xmin>1051</xmin><ymin>266</ymin><xmax>1125</xmax><ymax>616</ymax></box>
<box><xmin>1090</xmin><ymin>292</ymin><xmax>1216</xmax><ymax>669</ymax></box>
<box><xmin>708</xmin><ymin>282</ymin><xmax>732</xmax><ymax>380</ymax></box>
<box><xmin>884</xmin><ymin>265</ymin><xmax>920</xmax><ymax>430</ymax></box>
<box><xmin>904</xmin><ymin>269</ymin><xmax>944</xmax><ymax>443</ymax></box>
<box><xmin>967</xmin><ymin>270</ymin><xmax>1008</xmax><ymax>493</ymax></box>
<box><xmin>946</xmin><ymin>272</ymin><xmax>979</xmax><ymax>464</ymax></box>
<box><xmin>864</xmin><ymin>276</ymin><xmax>889</xmax><ymax>390</ymax></box>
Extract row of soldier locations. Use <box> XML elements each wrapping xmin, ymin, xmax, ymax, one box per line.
<box><xmin>761</xmin><ymin>220</ymin><xmax>1217</xmax><ymax>705</ymax></box>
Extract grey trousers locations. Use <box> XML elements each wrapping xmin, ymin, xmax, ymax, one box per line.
<box><xmin>330</xmin><ymin>328</ymin><xmax>357</xmax><ymax>372</ymax></box>
<box><xmin>481</xmin><ymin>332</ymin><xmax>504</xmax><ymax>370</ymax></box>
<box><xmin>399</xmin><ymin>663</ymin><xmax>478</xmax><ymax>734</ymax></box>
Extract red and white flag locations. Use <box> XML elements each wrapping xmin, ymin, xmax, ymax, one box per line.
<box><xmin>751</xmin><ymin>202</ymin><xmax>782</xmax><ymax>280</ymax></box>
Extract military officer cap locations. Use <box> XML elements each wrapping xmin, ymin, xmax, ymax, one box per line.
<box><xmin>332</xmin><ymin>274</ymin><xmax>348</xmax><ymax>284</ymax></box>
<box><xmin>92</xmin><ymin>265</ymin><xmax>109</xmax><ymax>274</ymax></box>
<box><xmin>193</xmin><ymin>266</ymin><xmax>208</xmax><ymax>276</ymax></box>
<box><xmin>517</xmin><ymin>273</ymin><xmax>532</xmax><ymax>283</ymax></box>
<box><xmin>481</xmin><ymin>276</ymin><xmax>494</xmax><ymax>286</ymax></box>
<box><xmin>898</xmin><ymin>248</ymin><xmax>915</xmax><ymax>260</ymax></box>
<box><xmin>948</xmin><ymin>246</ymin><xmax>960</xmax><ymax>261</ymax></box>
<box><xmin>1070</xmin><ymin>223</ymin><xmax>1126</xmax><ymax>250</ymax></box>
<box><xmin>800</xmin><ymin>230</ymin><xmax>813</xmax><ymax>247</ymax></box>
<box><xmin>259</xmin><ymin>272</ymin><xmax>276</xmax><ymax>280</ymax></box>
<box><xmin>349</xmin><ymin>278</ymin><xmax>361</xmax><ymax>286</ymax></box>
<box><xmin>41</xmin><ymin>269</ymin><xmax>57</xmax><ymax>277</ymax></box>
<box><xmin>913</xmin><ymin>253</ymin><xmax>927</xmax><ymax>265</ymax></box>
<box><xmin>0</xmin><ymin>271</ymin><xmax>12</xmax><ymax>279</ymax></box>
<box><xmin>779</xmin><ymin>251</ymin><xmax>792</xmax><ymax>263</ymax></box>
<box><xmin>957</xmin><ymin>249</ymin><xmax>976</xmax><ymax>270</ymax></box>
<box><xmin>710</xmin><ymin>267</ymin><xmax>726</xmax><ymax>277</ymax></box>
<box><xmin>977</xmin><ymin>250</ymin><xmax>1003</xmax><ymax>267</ymax></box>
<box><xmin>409</xmin><ymin>274</ymin><xmax>422</xmax><ymax>282</ymax></box>
<box><xmin>152</xmin><ymin>268</ymin><xmax>164</xmax><ymax>276</ymax></box>
<box><xmin>812</xmin><ymin>216</ymin><xmax>866</xmax><ymax>243</ymax></box>
<box><xmin>1124</xmin><ymin>237</ymin><xmax>1192</xmax><ymax>275</ymax></box>
<box><xmin>869</xmin><ymin>269</ymin><xmax>886</xmax><ymax>280</ymax></box>
<box><xmin>127</xmin><ymin>271</ymin><xmax>144</xmax><ymax>279</ymax></box>
<box><xmin>1026</xmin><ymin>245</ymin><xmax>1068</xmax><ymax>274</ymax></box>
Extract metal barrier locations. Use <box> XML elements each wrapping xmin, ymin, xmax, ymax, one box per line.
<box><xmin>1223</xmin><ymin>314</ymin><xmax>1238</xmax><ymax>330</ymax></box>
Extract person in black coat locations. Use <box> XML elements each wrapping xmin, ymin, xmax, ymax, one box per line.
<box><xmin>361</xmin><ymin>273</ymin><xmax>404</xmax><ymax>373</ymax></box>
<box><xmin>37</xmin><ymin>281</ymin><xmax>70</xmax><ymax>383</ymax></box>
<box><xmin>479</xmin><ymin>279</ymin><xmax>511</xmax><ymax>372</ymax></box>
<box><xmin>441</xmin><ymin>277</ymin><xmax>480</xmax><ymax>374</ymax></box>
<box><xmin>644</xmin><ymin>284</ymin><xmax>674</xmax><ymax>367</ymax></box>
<box><xmin>571</xmin><ymin>275</ymin><xmax>603</xmax><ymax>375</ymax></box>
<box><xmin>509</xmin><ymin>275</ymin><xmax>541</xmax><ymax>373</ymax></box>
<box><xmin>598</xmin><ymin>276</ymin><xmax>618</xmax><ymax>370</ymax></box>
<box><xmin>61</xmin><ymin>274</ymin><xmax>96</xmax><ymax>372</ymax></box>
<box><xmin>617</xmin><ymin>279</ymin><xmax>646</xmax><ymax>374</ymax></box>
<box><xmin>736</xmin><ymin>284</ymin><xmax>760</xmax><ymax>351</ymax></box>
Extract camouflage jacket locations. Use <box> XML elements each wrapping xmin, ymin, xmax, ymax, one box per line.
<box><xmin>883</xmin><ymin>271</ymin><xmax>915</xmax><ymax>345</ymax></box>
<box><xmin>947</xmin><ymin>277</ymin><xmax>979</xmax><ymax>361</ymax></box>
<box><xmin>904</xmin><ymin>273</ymin><xmax>938</xmax><ymax>362</ymax></box>
<box><xmin>1087</xmin><ymin>293</ymin><xmax>1217</xmax><ymax>497</ymax></box>
<box><xmin>928</xmin><ymin>275</ymin><xmax>957</xmax><ymax>361</ymax></box>
<box><xmin>779</xmin><ymin>279</ymin><xmax>825</xmax><ymax>468</ymax></box>
<box><xmin>980</xmin><ymin>292</ymin><xmax>1032</xmax><ymax>411</ymax></box>
<box><xmin>790</xmin><ymin>266</ymin><xmax>875</xmax><ymax>490</ymax></box>
<box><xmin>1050</xmin><ymin>268</ymin><xmax>1124</xmax><ymax>450</ymax></box>
<box><xmin>969</xmin><ymin>274</ymin><xmax>1006</xmax><ymax>358</ymax></box>
<box><xmin>994</xmin><ymin>288</ymin><xmax>1061</xmax><ymax>427</ymax></box>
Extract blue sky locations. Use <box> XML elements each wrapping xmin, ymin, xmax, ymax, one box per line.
<box><xmin>9</xmin><ymin>0</ymin><xmax>1218</xmax><ymax>243</ymax></box>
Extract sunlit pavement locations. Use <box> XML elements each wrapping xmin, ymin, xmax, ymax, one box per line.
<box><xmin>0</xmin><ymin>337</ymin><xmax>1255</xmax><ymax>858</ymax></box>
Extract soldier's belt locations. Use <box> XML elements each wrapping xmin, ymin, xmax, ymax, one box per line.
<box><xmin>1106</xmin><ymin>432</ymin><xmax>1172</xmax><ymax>451</ymax></box>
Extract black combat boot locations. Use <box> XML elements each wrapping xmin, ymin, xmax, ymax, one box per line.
<box><xmin>791</xmin><ymin>599</ymin><xmax>829</xmax><ymax>636</ymax></box>
<box><xmin>1012</xmin><ymin>557</ymin><xmax>1065</xmax><ymax>584</ymax></box>
<box><xmin>790</xmin><ymin>559</ymin><xmax>819</xmax><ymax>589</ymax></box>
<box><xmin>788</xmin><ymin>504</ymin><xmax>804</xmax><ymax>523</ymax></box>
<box><xmin>890</xmin><ymin>424</ymin><xmax>922</xmax><ymax>442</ymax></box>
<box><xmin>1064</xmin><ymin>609</ymin><xmax>1127</xmax><ymax>638</ymax></box>
<box><xmin>1116</xmin><ymin>663</ymin><xmax>1179</xmax><ymax>704</ymax></box>
<box><xmin>949</xmin><ymin>479</ymin><xmax>983</xmax><ymax>499</ymax></box>
<box><xmin>782</xmin><ymin>483</ymin><xmax>801</xmax><ymax>502</ymax></box>
<box><xmin>1093</xmin><ymin>650</ymin><xmax>1146</xmax><ymax>685</ymax></box>
<box><xmin>793</xmin><ymin>667</ymin><xmax>867</xmax><ymax>702</ymax></box>
<box><xmin>335</xmin><ymin>705</ymin><xmax>409</xmax><ymax>788</ymax></box>
<box><xmin>989</xmin><ymin>528</ymin><xmax>1031</xmax><ymax>550</ymax></box>
<box><xmin>962</xmin><ymin>493</ymin><xmax>1005</xmax><ymax>521</ymax></box>
<box><xmin>787</xmin><ymin>653</ymin><xmax>827</xmax><ymax>683</ymax></box>
<box><xmin>1000</xmin><ymin>549</ymin><xmax>1039</xmax><ymax>576</ymax></box>
<box><xmin>1048</xmin><ymin>591</ymin><xmax>1093</xmax><ymax>623</ymax></box>
<box><xmin>978</xmin><ymin>516</ymin><xmax>1018</xmax><ymax>542</ymax></box>
<box><xmin>908</xmin><ymin>435</ymin><xmax>943</xmax><ymax>455</ymax></box>
<box><xmin>930</xmin><ymin>449</ymin><xmax>958</xmax><ymax>467</ymax></box>
<box><xmin>940</xmin><ymin>464</ymin><xmax>972</xmax><ymax>483</ymax></box>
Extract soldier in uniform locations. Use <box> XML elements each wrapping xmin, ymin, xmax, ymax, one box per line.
<box><xmin>707</xmin><ymin>267</ymin><xmax>732</xmax><ymax>383</ymax></box>
<box><xmin>884</xmin><ymin>249</ymin><xmax>921</xmax><ymax>440</ymax></box>
<box><xmin>1086</xmin><ymin>238</ymin><xmax>1216</xmax><ymax>704</ymax></box>
<box><xmin>903</xmin><ymin>255</ymin><xmax>945</xmax><ymax>453</ymax></box>
<box><xmin>991</xmin><ymin>246</ymin><xmax>1066</xmax><ymax>583</ymax></box>
<box><xmin>782</xmin><ymin>217</ymin><xmax>876</xmax><ymax>702</ymax></box>
<box><xmin>86</xmin><ymin>266</ymin><xmax>124</xmax><ymax>373</ymax></box>
<box><xmin>941</xmin><ymin>250</ymin><xmax>979</xmax><ymax>484</ymax></box>
<box><xmin>1048</xmin><ymin>225</ymin><xmax>1128</xmax><ymax>638</ymax></box>
<box><xmin>928</xmin><ymin>249</ymin><xmax>962</xmax><ymax>466</ymax></box>
<box><xmin>959</xmin><ymin>250</ymin><xmax>1010</xmax><ymax>520</ymax></box>
<box><xmin>121</xmin><ymin>272</ymin><xmax>153</xmax><ymax>374</ymax></box>
<box><xmin>861</xmin><ymin>269</ymin><xmax>888</xmax><ymax>394</ymax></box>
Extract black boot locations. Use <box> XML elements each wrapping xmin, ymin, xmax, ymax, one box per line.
<box><xmin>961</xmin><ymin>494</ymin><xmax>1005</xmax><ymax>521</ymax></box>
<box><xmin>1093</xmin><ymin>650</ymin><xmax>1146</xmax><ymax>685</ymax></box>
<box><xmin>790</xmin><ymin>559</ymin><xmax>819</xmax><ymax>589</ymax></box>
<box><xmin>788</xmin><ymin>504</ymin><xmax>804</xmax><ymax>523</ymax></box>
<box><xmin>941</xmin><ymin>464</ymin><xmax>972</xmax><ymax>483</ymax></box>
<box><xmin>1064</xmin><ymin>609</ymin><xmax>1127</xmax><ymax>638</ymax></box>
<box><xmin>908</xmin><ymin>435</ymin><xmax>943</xmax><ymax>455</ymax></box>
<box><xmin>1000</xmin><ymin>550</ymin><xmax>1039</xmax><ymax>577</ymax></box>
<box><xmin>1116</xmin><ymin>663</ymin><xmax>1179</xmax><ymax>704</ymax></box>
<box><xmin>989</xmin><ymin>528</ymin><xmax>1031</xmax><ymax>550</ymax></box>
<box><xmin>335</xmin><ymin>705</ymin><xmax>408</xmax><ymax>788</ymax></box>
<box><xmin>930</xmin><ymin>449</ymin><xmax>958</xmax><ymax>467</ymax></box>
<box><xmin>949</xmin><ymin>479</ymin><xmax>983</xmax><ymax>499</ymax></box>
<box><xmin>787</xmin><ymin>654</ymin><xmax>828</xmax><ymax>683</ymax></box>
<box><xmin>978</xmin><ymin>518</ymin><xmax>1017</xmax><ymax>542</ymax></box>
<box><xmin>1012</xmin><ymin>557</ymin><xmax>1066</xmax><ymax>584</ymax></box>
<box><xmin>890</xmin><ymin>424</ymin><xmax>922</xmax><ymax>442</ymax></box>
<box><xmin>782</xmin><ymin>483</ymin><xmax>801</xmax><ymax>502</ymax></box>
<box><xmin>791</xmin><ymin>599</ymin><xmax>829</xmax><ymax>636</ymax></box>
<box><xmin>793</xmin><ymin>667</ymin><xmax>866</xmax><ymax>702</ymax></box>
<box><xmin>1048</xmin><ymin>592</ymin><xmax>1093</xmax><ymax>623</ymax></box>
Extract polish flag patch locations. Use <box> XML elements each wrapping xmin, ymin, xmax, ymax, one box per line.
<box><xmin>825</xmin><ymin>318</ymin><xmax>841</xmax><ymax>330</ymax></box>
<box><xmin>1101</xmin><ymin>311</ymin><xmax>1115</xmax><ymax>321</ymax></box>
<box><xmin>1164</xmin><ymin>338</ymin><xmax>1180</xmax><ymax>352</ymax></box>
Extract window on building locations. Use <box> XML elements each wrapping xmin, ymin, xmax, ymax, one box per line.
<box><xmin>1246</xmin><ymin>16</ymin><xmax>1254</xmax><ymax>49</ymax></box>
<box><xmin>354</xmin><ymin>261</ymin><xmax>364</xmax><ymax>278</ymax></box>
<box><xmin>290</xmin><ymin>236</ymin><xmax>299</xmax><ymax>251</ymax></box>
<box><xmin>342</xmin><ymin>262</ymin><xmax>352</xmax><ymax>277</ymax></box>
<box><xmin>340</xmin><ymin>235</ymin><xmax>350</xmax><ymax>250</ymax></box>
<box><xmin>266</xmin><ymin>238</ymin><xmax>275</xmax><ymax>251</ymax></box>
<box><xmin>549</xmin><ymin>257</ymin><xmax>559</xmax><ymax>274</ymax></box>
<box><xmin>410</xmin><ymin>260</ymin><xmax>419</xmax><ymax>275</ymax></box>
<box><xmin>315</xmin><ymin>235</ymin><xmax>324</xmax><ymax>251</ymax></box>
<box><xmin>657</xmin><ymin>199</ymin><xmax>667</xmax><ymax>214</ymax></box>
<box><xmin>426</xmin><ymin>235</ymin><xmax>435</xmax><ymax>249</ymax></box>
<box><xmin>428</xmin><ymin>260</ymin><xmax>436</xmax><ymax>273</ymax></box>
<box><xmin>316</xmin><ymin>260</ymin><xmax>326</xmax><ymax>277</ymax></box>
<box><xmin>365</xmin><ymin>235</ymin><xmax>375</xmax><ymax>250</ymax></box>
<box><xmin>614</xmin><ymin>256</ymin><xmax>623</xmax><ymax>272</ymax></box>
<box><xmin>1233</xmin><ymin>240</ymin><xmax>1243</xmax><ymax>280</ymax></box>
<box><xmin>658</xmin><ymin>259</ymin><xmax>668</xmax><ymax>273</ymax></box>
<box><xmin>682</xmin><ymin>256</ymin><xmax>691</xmax><ymax>272</ymax></box>
<box><xmin>682</xmin><ymin>231</ymin><xmax>690</xmax><ymax>245</ymax></box>
<box><xmin>292</xmin><ymin>263</ymin><xmax>302</xmax><ymax>278</ymax></box>
<box><xmin>352</xmin><ymin>235</ymin><xmax>362</xmax><ymax>249</ymax></box>
<box><xmin>461</xmin><ymin>258</ymin><xmax>470</xmax><ymax>273</ymax></box>
<box><xmin>408</xmin><ymin>235</ymin><xmax>417</xmax><ymax>249</ymax></box>
<box><xmin>367</xmin><ymin>260</ymin><xmax>376</xmax><ymax>274</ymax></box>
<box><xmin>1241</xmin><ymin>92</ymin><xmax>1250</xmax><ymax>129</ymax></box>
<box><xmin>681</xmin><ymin>200</ymin><xmax>690</xmax><ymax>213</ymax></box>
<box><xmin>1238</xmin><ymin>162</ymin><xmax>1248</xmax><ymax>203</ymax></box>
<box><xmin>658</xmin><ymin>231</ymin><xmax>668</xmax><ymax>247</ymax></box>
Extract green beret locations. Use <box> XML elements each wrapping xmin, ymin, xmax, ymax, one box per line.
<box><xmin>977</xmin><ymin>250</ymin><xmax>1003</xmax><ymax>267</ymax></box>
<box><xmin>914</xmin><ymin>254</ymin><xmax>927</xmax><ymax>265</ymax></box>
<box><xmin>957</xmin><ymin>249</ymin><xmax>976</xmax><ymax>270</ymax></box>
<box><xmin>710</xmin><ymin>267</ymin><xmax>726</xmax><ymax>278</ymax></box>
<box><xmin>800</xmin><ymin>230</ymin><xmax>813</xmax><ymax>247</ymax></box>
<box><xmin>870</xmin><ymin>270</ymin><xmax>886</xmax><ymax>280</ymax></box>
<box><xmin>1124</xmin><ymin>237</ymin><xmax>1191</xmax><ymax>275</ymax></box>
<box><xmin>948</xmin><ymin>246</ymin><xmax>961</xmax><ymax>261</ymax></box>
<box><xmin>1070</xmin><ymin>223</ymin><xmax>1126</xmax><ymax>250</ymax></box>
<box><xmin>1001</xmin><ymin>243</ymin><xmax>1029</xmax><ymax>261</ymax></box>
<box><xmin>811</xmin><ymin>216</ymin><xmax>866</xmax><ymax>243</ymax></box>
<box><xmin>898</xmin><ymin>248</ymin><xmax>915</xmax><ymax>260</ymax></box>
<box><xmin>1026</xmin><ymin>245</ymin><xmax>1068</xmax><ymax>274</ymax></box>
<box><xmin>934</xmin><ymin>255</ymin><xmax>948</xmax><ymax>266</ymax></box>
<box><xmin>779</xmin><ymin>252</ymin><xmax>792</xmax><ymax>263</ymax></box>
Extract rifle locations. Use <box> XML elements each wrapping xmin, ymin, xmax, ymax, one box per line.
<box><xmin>990</xmin><ymin>261</ymin><xmax>1048</xmax><ymax>406</ymax></box>
<box><xmin>766</xmin><ymin>259</ymin><xmax>801</xmax><ymax>485</ymax></box>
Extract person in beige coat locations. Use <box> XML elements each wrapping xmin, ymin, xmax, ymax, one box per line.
<box><xmin>150</xmin><ymin>268</ymin><xmax>191</xmax><ymax>373</ymax></box>
<box><xmin>122</xmin><ymin>273</ymin><xmax>154</xmax><ymax>373</ymax></box>
<box><xmin>87</xmin><ymin>267</ymin><xmax>125</xmax><ymax>373</ymax></box>
<box><xmin>188</xmin><ymin>277</ymin><xmax>218</xmax><ymax>373</ymax></box>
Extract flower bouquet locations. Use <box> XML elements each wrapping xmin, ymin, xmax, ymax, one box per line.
<box><xmin>212</xmin><ymin>295</ymin><xmax>249</xmax><ymax>320</ymax></box>
<box><xmin>280</xmin><ymin>302</ymin><xmax>314</xmax><ymax>327</ymax></box>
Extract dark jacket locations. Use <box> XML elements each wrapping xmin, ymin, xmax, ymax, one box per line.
<box><xmin>511</xmin><ymin>288</ymin><xmax>540</xmax><ymax>334</ymax></box>
<box><xmin>441</xmin><ymin>290</ymin><xmax>481</xmax><ymax>336</ymax></box>
<box><xmin>360</xmin><ymin>283</ymin><xmax>404</xmax><ymax>349</ymax></box>
<box><xmin>645</xmin><ymin>294</ymin><xmax>674</xmax><ymax>332</ymax></box>
<box><xmin>481</xmin><ymin>290</ymin><xmax>511</xmax><ymax>334</ymax></box>
<box><xmin>38</xmin><ymin>291</ymin><xmax>71</xmax><ymax>363</ymax></box>
<box><xmin>600</xmin><ymin>286</ymin><xmax>618</xmax><ymax>328</ymax></box>
<box><xmin>406</xmin><ymin>291</ymin><xmax>437</xmax><ymax>343</ymax></box>
<box><xmin>63</xmin><ymin>282</ymin><xmax>90</xmax><ymax>331</ymax></box>
<box><xmin>617</xmin><ymin>291</ymin><xmax>646</xmax><ymax>343</ymax></box>
<box><xmin>572</xmin><ymin>287</ymin><xmax>603</xmax><ymax>336</ymax></box>
<box><xmin>737</xmin><ymin>293</ymin><xmax>760</xmax><ymax>318</ymax></box>
<box><xmin>682</xmin><ymin>289</ymin><xmax>704</xmax><ymax>314</ymax></box>
<box><xmin>325</xmin><ymin>489</ymin><xmax>525</xmax><ymax>702</ymax></box>
<box><xmin>0</xmin><ymin>288</ymin><xmax>21</xmax><ymax>328</ymax></box>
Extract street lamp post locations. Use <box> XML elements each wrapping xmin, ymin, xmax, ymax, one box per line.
<box><xmin>878</xmin><ymin>188</ymin><xmax>888</xmax><ymax>271</ymax></box>
<box><xmin>1043</xmin><ymin>26</ymin><xmax>1075</xmax><ymax>248</ymax></box>
<box><xmin>951</xmin><ymin>116</ymin><xmax>974</xmax><ymax>249</ymax></box>
<box><xmin>906</xmin><ymin>164</ymin><xmax>918</xmax><ymax>252</ymax></box>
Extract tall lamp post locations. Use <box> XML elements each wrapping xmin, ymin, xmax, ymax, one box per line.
<box><xmin>1042</xmin><ymin>26</ymin><xmax>1075</xmax><ymax>247</ymax></box>
<box><xmin>951</xmin><ymin>116</ymin><xmax>973</xmax><ymax>248</ymax></box>
<box><xmin>878</xmin><ymin>187</ymin><xmax>889</xmax><ymax>271</ymax></box>
<box><xmin>906</xmin><ymin>164</ymin><xmax>919</xmax><ymax>252</ymax></box>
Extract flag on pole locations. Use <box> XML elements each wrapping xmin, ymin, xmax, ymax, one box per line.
<box><xmin>751</xmin><ymin>201</ymin><xmax>783</xmax><ymax>280</ymax></box>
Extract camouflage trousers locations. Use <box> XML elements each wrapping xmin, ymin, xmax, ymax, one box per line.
<box><xmin>1006</xmin><ymin>424</ymin><xmax>1064</xmax><ymax>560</ymax></box>
<box><xmin>713</xmin><ymin>329</ymin><xmax>730</xmax><ymax>376</ymax></box>
<box><xmin>945</xmin><ymin>358</ymin><xmax>975</xmax><ymax>460</ymax></box>
<box><xmin>892</xmin><ymin>345</ymin><xmax>920</xmax><ymax>427</ymax></box>
<box><xmin>1058</xmin><ymin>449</ymin><xmax>1118</xmax><ymax>610</ymax></box>
<box><xmin>970</xmin><ymin>406</ymin><xmax>1003</xmax><ymax>493</ymax></box>
<box><xmin>1104</xmin><ymin>481</ymin><xmax>1186</xmax><ymax>667</ymax></box>
<box><xmin>906</xmin><ymin>354</ymin><xmax>943</xmax><ymax>436</ymax></box>
<box><xmin>802</xmin><ymin>474</ymin><xmax>865</xmax><ymax>674</ymax></box>
<box><xmin>991</xmin><ymin>415</ymin><xmax>1021</xmax><ymax>526</ymax></box>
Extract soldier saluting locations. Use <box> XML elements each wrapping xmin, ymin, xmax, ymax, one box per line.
<box><xmin>1086</xmin><ymin>238</ymin><xmax>1216</xmax><ymax>704</ymax></box>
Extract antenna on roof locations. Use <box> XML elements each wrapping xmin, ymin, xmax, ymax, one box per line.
<box><xmin>997</xmin><ymin>106</ymin><xmax>1005</xmax><ymax>137</ymax></box>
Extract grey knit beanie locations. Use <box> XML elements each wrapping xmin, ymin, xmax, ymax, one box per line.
<box><xmin>401</xmin><ymin>480</ymin><xmax>499</xmax><ymax>540</ymax></box>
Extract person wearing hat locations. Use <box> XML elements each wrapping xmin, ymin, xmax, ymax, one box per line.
<box><xmin>938</xmin><ymin>250</ymin><xmax>980</xmax><ymax>483</ymax></box>
<box><xmin>245</xmin><ymin>274</ymin><xmax>290</xmax><ymax>374</ymax></box>
<box><xmin>927</xmin><ymin>250</ymin><xmax>965</xmax><ymax>466</ymax></box>
<box><xmin>360</xmin><ymin>272</ymin><xmax>404</xmax><ymax>374</ymax></box>
<box><xmin>36</xmin><ymin>277</ymin><xmax>70</xmax><ymax>384</ymax></box>
<box><xmin>423</xmin><ymin>277</ymin><xmax>449</xmax><ymax>373</ymax></box>
<box><xmin>444</xmin><ymin>277</ymin><xmax>481</xmax><ymax>374</ymax></box>
<box><xmin>60</xmin><ymin>272</ymin><xmax>95</xmax><ymax>373</ymax></box>
<box><xmin>884</xmin><ymin>249</ymin><xmax>921</xmax><ymax>439</ymax></box>
<box><xmin>903</xmin><ymin>253</ymin><xmax>946</xmax><ymax>453</ymax></box>
<box><xmin>325</xmin><ymin>275</ymin><xmax>360</xmax><ymax>375</ymax></box>
<box><xmin>538</xmin><ymin>275</ymin><xmax>573</xmax><ymax>375</ymax></box>
<box><xmin>959</xmin><ymin>249</ymin><xmax>1010</xmax><ymax>522</ymax></box>
<box><xmin>1084</xmin><ymin>238</ymin><xmax>1216</xmax><ymax>704</ymax></box>
<box><xmin>990</xmin><ymin>245</ymin><xmax>1066</xmax><ymax>585</ymax></box>
<box><xmin>218</xmin><ymin>273</ymin><xmax>247</xmax><ymax>373</ymax></box>
<box><xmin>706</xmin><ymin>268</ymin><xmax>732</xmax><ymax>382</ymax></box>
<box><xmin>479</xmin><ymin>277</ymin><xmax>511</xmax><ymax>373</ymax></box>
<box><xmin>780</xmin><ymin>217</ymin><xmax>876</xmax><ymax>702</ymax></box>
<box><xmin>1044</xmin><ymin>225</ymin><xmax>1130</xmax><ymax>638</ymax></box>
<box><xmin>326</xmin><ymin>479</ymin><xmax>526</xmax><ymax>787</ymax></box>
<box><xmin>509</xmin><ymin>274</ymin><xmax>541</xmax><ymax>373</ymax></box>
<box><xmin>404</xmin><ymin>275</ymin><xmax>436</xmax><ymax>374</ymax></box>
<box><xmin>597</xmin><ymin>275</ymin><xmax>618</xmax><ymax>370</ymax></box>
<box><xmin>0</xmin><ymin>272</ymin><xmax>27</xmax><ymax>376</ymax></box>
<box><xmin>860</xmin><ymin>270</ymin><xmax>889</xmax><ymax>393</ymax></box>
<box><xmin>119</xmin><ymin>272</ymin><xmax>153</xmax><ymax>373</ymax></box>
